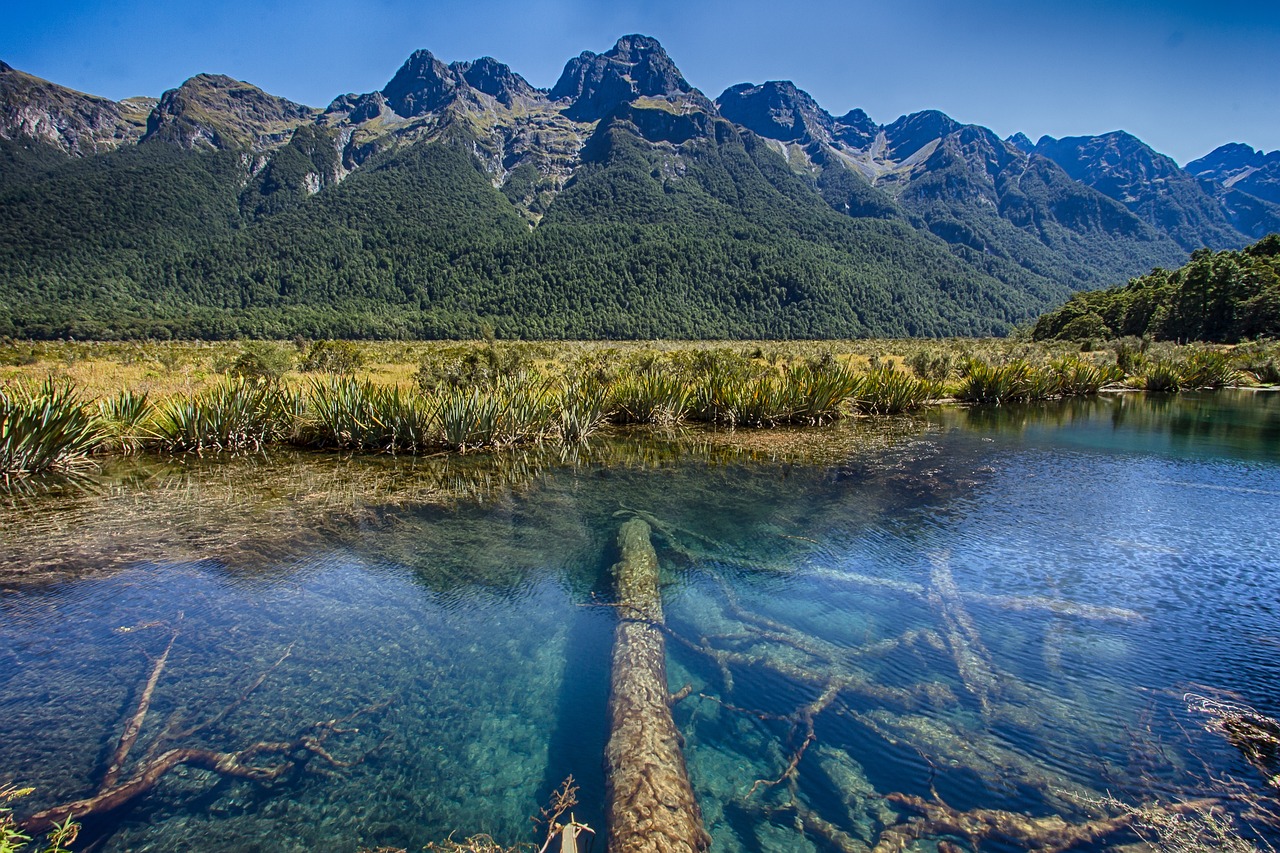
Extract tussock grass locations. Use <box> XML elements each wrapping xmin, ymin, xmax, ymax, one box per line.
<box><xmin>151</xmin><ymin>378</ymin><xmax>292</xmax><ymax>452</ymax></box>
<box><xmin>1</xmin><ymin>380</ymin><xmax>103</xmax><ymax>477</ymax></box>
<box><xmin>852</xmin><ymin>367</ymin><xmax>935</xmax><ymax>415</ymax></box>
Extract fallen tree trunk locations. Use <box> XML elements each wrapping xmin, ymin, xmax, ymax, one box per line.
<box><xmin>604</xmin><ymin>518</ymin><xmax>710</xmax><ymax>853</ymax></box>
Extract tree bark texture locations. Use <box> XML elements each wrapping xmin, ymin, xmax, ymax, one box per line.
<box><xmin>604</xmin><ymin>518</ymin><xmax>710</xmax><ymax>853</ymax></box>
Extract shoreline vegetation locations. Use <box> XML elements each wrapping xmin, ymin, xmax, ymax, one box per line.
<box><xmin>2</xmin><ymin>336</ymin><xmax>1278</xmax><ymax>477</ymax></box>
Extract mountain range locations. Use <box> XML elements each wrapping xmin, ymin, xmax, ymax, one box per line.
<box><xmin>0</xmin><ymin>38</ymin><xmax>1276</xmax><ymax>340</ymax></box>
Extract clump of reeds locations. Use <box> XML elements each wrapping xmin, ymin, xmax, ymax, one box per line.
<box><xmin>611</xmin><ymin>372</ymin><xmax>691</xmax><ymax>425</ymax></box>
<box><xmin>788</xmin><ymin>362</ymin><xmax>864</xmax><ymax>422</ymax></box>
<box><xmin>955</xmin><ymin>359</ymin><xmax>1036</xmax><ymax>405</ymax></box>
<box><xmin>433</xmin><ymin>376</ymin><xmax>556</xmax><ymax>451</ymax></box>
<box><xmin>300</xmin><ymin>377</ymin><xmax>434</xmax><ymax>452</ymax></box>
<box><xmin>690</xmin><ymin>369</ymin><xmax>789</xmax><ymax>427</ymax></box>
<box><xmin>1</xmin><ymin>379</ymin><xmax>103</xmax><ymax>476</ymax></box>
<box><xmin>150</xmin><ymin>378</ymin><xmax>292</xmax><ymax>452</ymax></box>
<box><xmin>96</xmin><ymin>389</ymin><xmax>153</xmax><ymax>454</ymax></box>
<box><xmin>1138</xmin><ymin>359</ymin><xmax>1185</xmax><ymax>393</ymax></box>
<box><xmin>851</xmin><ymin>366</ymin><xmax>935</xmax><ymax>415</ymax></box>
<box><xmin>558</xmin><ymin>377</ymin><xmax>612</xmax><ymax>442</ymax></box>
<box><xmin>1052</xmin><ymin>357</ymin><xmax>1121</xmax><ymax>396</ymax></box>
<box><xmin>1181</xmin><ymin>350</ymin><xmax>1241</xmax><ymax>389</ymax></box>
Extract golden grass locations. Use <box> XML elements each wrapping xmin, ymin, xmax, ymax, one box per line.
<box><xmin>0</xmin><ymin>338</ymin><xmax>1112</xmax><ymax>405</ymax></box>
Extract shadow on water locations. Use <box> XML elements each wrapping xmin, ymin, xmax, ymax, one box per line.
<box><xmin>535</xmin><ymin>550</ymin><xmax>614</xmax><ymax>848</ymax></box>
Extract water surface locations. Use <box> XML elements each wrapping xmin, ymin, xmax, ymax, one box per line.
<box><xmin>1</xmin><ymin>391</ymin><xmax>1277</xmax><ymax>851</ymax></box>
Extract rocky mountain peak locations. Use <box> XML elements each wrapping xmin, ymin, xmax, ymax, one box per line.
<box><xmin>0</xmin><ymin>62</ymin><xmax>151</xmax><ymax>154</ymax></box>
<box><xmin>1034</xmin><ymin>130</ymin><xmax>1245</xmax><ymax>250</ymax></box>
<box><xmin>1185</xmin><ymin>142</ymin><xmax>1280</xmax><ymax>207</ymax></box>
<box><xmin>883</xmin><ymin>110</ymin><xmax>962</xmax><ymax>160</ymax></box>
<box><xmin>381</xmin><ymin>49</ymin><xmax>460</xmax><ymax>117</ymax></box>
<box><xmin>1186</xmin><ymin>142</ymin><xmax>1262</xmax><ymax>175</ymax></box>
<box><xmin>1006</xmin><ymin>132</ymin><xmax>1034</xmax><ymax>154</ymax></box>
<box><xmin>450</xmin><ymin>56</ymin><xmax>537</xmax><ymax>106</ymax></box>
<box><xmin>716</xmin><ymin>80</ymin><xmax>832</xmax><ymax>143</ymax></box>
<box><xmin>143</xmin><ymin>73</ymin><xmax>317</xmax><ymax>151</ymax></box>
<box><xmin>550</xmin><ymin>34</ymin><xmax>711</xmax><ymax>122</ymax></box>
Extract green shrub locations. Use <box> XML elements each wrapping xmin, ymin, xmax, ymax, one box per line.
<box><xmin>96</xmin><ymin>389</ymin><xmax>153</xmax><ymax>454</ymax></box>
<box><xmin>301</xmin><ymin>340</ymin><xmax>365</xmax><ymax>374</ymax></box>
<box><xmin>1139</xmin><ymin>359</ymin><xmax>1183</xmax><ymax>393</ymax></box>
<box><xmin>955</xmin><ymin>360</ymin><xmax>1034</xmax><ymax>405</ymax></box>
<box><xmin>558</xmin><ymin>377</ymin><xmax>611</xmax><ymax>442</ymax></box>
<box><xmin>1052</xmin><ymin>357</ymin><xmax>1121</xmax><ymax>397</ymax></box>
<box><xmin>611</xmin><ymin>373</ymin><xmax>690</xmax><ymax>425</ymax></box>
<box><xmin>1181</xmin><ymin>350</ymin><xmax>1241</xmax><ymax>389</ymax></box>
<box><xmin>226</xmin><ymin>343</ymin><xmax>294</xmax><ymax>382</ymax></box>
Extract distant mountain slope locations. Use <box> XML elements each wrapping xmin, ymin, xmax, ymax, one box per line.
<box><xmin>1186</xmin><ymin>143</ymin><xmax>1280</xmax><ymax>206</ymax></box>
<box><xmin>0</xmin><ymin>61</ymin><xmax>154</xmax><ymax>154</ymax></box>
<box><xmin>716</xmin><ymin>82</ymin><xmax>1185</xmax><ymax>291</ymax></box>
<box><xmin>1031</xmin><ymin>131</ymin><xmax>1246</xmax><ymax>251</ymax></box>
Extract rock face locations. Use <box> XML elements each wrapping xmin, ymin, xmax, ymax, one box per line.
<box><xmin>0</xmin><ymin>63</ymin><xmax>153</xmax><ymax>154</ymax></box>
<box><xmin>1186</xmin><ymin>142</ymin><xmax>1280</xmax><ymax>206</ymax></box>
<box><xmin>1006</xmin><ymin>132</ymin><xmax>1035</xmax><ymax>154</ymax></box>
<box><xmin>142</xmin><ymin>74</ymin><xmax>318</xmax><ymax>151</ymax></box>
<box><xmin>551</xmin><ymin>34</ymin><xmax>714</xmax><ymax>121</ymax></box>
<box><xmin>1033</xmin><ymin>131</ymin><xmax>1244</xmax><ymax>251</ymax></box>
<box><xmin>717</xmin><ymin>80</ymin><xmax>834</xmax><ymax>143</ymax></box>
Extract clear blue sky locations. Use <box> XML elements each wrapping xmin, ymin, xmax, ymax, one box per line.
<box><xmin>3</xmin><ymin>0</ymin><xmax>1277</xmax><ymax>165</ymax></box>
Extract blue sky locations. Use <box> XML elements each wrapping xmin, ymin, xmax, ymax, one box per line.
<box><xmin>3</xmin><ymin>0</ymin><xmax>1277</xmax><ymax>164</ymax></box>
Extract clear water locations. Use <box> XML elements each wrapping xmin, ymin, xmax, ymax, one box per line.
<box><xmin>1</xmin><ymin>391</ymin><xmax>1277</xmax><ymax>851</ymax></box>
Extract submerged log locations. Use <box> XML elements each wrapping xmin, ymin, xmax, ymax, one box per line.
<box><xmin>605</xmin><ymin>518</ymin><xmax>711</xmax><ymax>853</ymax></box>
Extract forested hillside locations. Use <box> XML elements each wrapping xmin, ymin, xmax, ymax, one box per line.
<box><xmin>1033</xmin><ymin>234</ymin><xmax>1280</xmax><ymax>343</ymax></box>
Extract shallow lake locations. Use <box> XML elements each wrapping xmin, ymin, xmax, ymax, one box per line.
<box><xmin>2</xmin><ymin>391</ymin><xmax>1278</xmax><ymax>851</ymax></box>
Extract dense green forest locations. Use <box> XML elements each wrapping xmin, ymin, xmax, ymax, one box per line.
<box><xmin>1033</xmin><ymin>234</ymin><xmax>1280</xmax><ymax>342</ymax></box>
<box><xmin>0</xmin><ymin>117</ymin><xmax>1068</xmax><ymax>341</ymax></box>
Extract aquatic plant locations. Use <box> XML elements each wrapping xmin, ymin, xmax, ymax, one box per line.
<box><xmin>1139</xmin><ymin>359</ymin><xmax>1184</xmax><ymax>393</ymax></box>
<box><xmin>95</xmin><ymin>389</ymin><xmax>153</xmax><ymax>454</ymax></box>
<box><xmin>611</xmin><ymin>372</ymin><xmax>691</xmax><ymax>425</ymax></box>
<box><xmin>302</xmin><ymin>378</ymin><xmax>437</xmax><ymax>452</ymax></box>
<box><xmin>851</xmin><ymin>366</ymin><xmax>934</xmax><ymax>415</ymax></box>
<box><xmin>0</xmin><ymin>785</ymin><xmax>78</xmax><ymax>853</ymax></box>
<box><xmin>954</xmin><ymin>359</ymin><xmax>1035</xmax><ymax>405</ymax></box>
<box><xmin>300</xmin><ymin>376</ymin><xmax>382</xmax><ymax>449</ymax></box>
<box><xmin>0</xmin><ymin>380</ymin><xmax>103</xmax><ymax>476</ymax></box>
<box><xmin>433</xmin><ymin>377</ymin><xmax>555</xmax><ymax>450</ymax></box>
<box><xmin>151</xmin><ymin>378</ymin><xmax>292</xmax><ymax>452</ymax></box>
<box><xmin>1180</xmin><ymin>349</ymin><xmax>1242</xmax><ymax>389</ymax></box>
<box><xmin>1052</xmin><ymin>357</ymin><xmax>1121</xmax><ymax>397</ymax></box>
<box><xmin>788</xmin><ymin>362</ymin><xmax>862</xmax><ymax>422</ymax></box>
<box><xmin>557</xmin><ymin>377</ymin><xmax>612</xmax><ymax>442</ymax></box>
